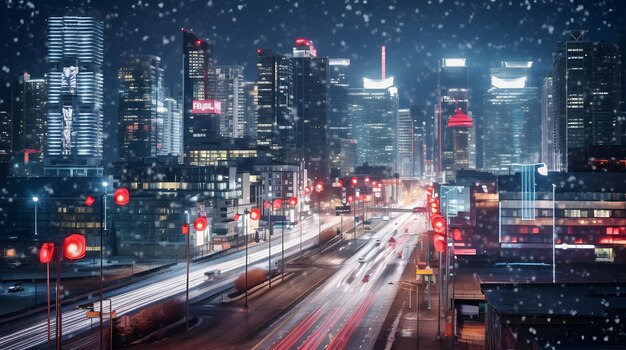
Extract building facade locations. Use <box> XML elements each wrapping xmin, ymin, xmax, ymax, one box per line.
<box><xmin>541</xmin><ymin>75</ymin><xmax>558</xmax><ymax>171</ymax></box>
<box><xmin>482</xmin><ymin>61</ymin><xmax>541</xmax><ymax>174</ymax></box>
<box><xmin>23</xmin><ymin>73</ymin><xmax>47</xmax><ymax>166</ymax></box>
<box><xmin>45</xmin><ymin>14</ymin><xmax>104</xmax><ymax>176</ymax></box>
<box><xmin>208</xmin><ymin>65</ymin><xmax>245</xmax><ymax>139</ymax></box>
<box><xmin>553</xmin><ymin>31</ymin><xmax>621</xmax><ymax>171</ymax></box>
<box><xmin>118</xmin><ymin>55</ymin><xmax>164</xmax><ymax>161</ymax></box>
<box><xmin>396</xmin><ymin>108</ymin><xmax>414</xmax><ymax>178</ymax></box>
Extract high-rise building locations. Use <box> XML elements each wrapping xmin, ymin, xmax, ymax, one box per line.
<box><xmin>619</xmin><ymin>28</ymin><xmax>626</xmax><ymax>145</ymax></box>
<box><xmin>118</xmin><ymin>55</ymin><xmax>164</xmax><ymax>161</ymax></box>
<box><xmin>436</xmin><ymin>58</ymin><xmax>472</xmax><ymax>182</ymax></box>
<box><xmin>256</xmin><ymin>49</ymin><xmax>295</xmax><ymax>155</ymax></box>
<box><xmin>242</xmin><ymin>81</ymin><xmax>258</xmax><ymax>140</ymax></box>
<box><xmin>161</xmin><ymin>96</ymin><xmax>182</xmax><ymax>157</ymax></box>
<box><xmin>447</xmin><ymin>108</ymin><xmax>474</xmax><ymax>176</ymax></box>
<box><xmin>553</xmin><ymin>31</ymin><xmax>621</xmax><ymax>171</ymax></box>
<box><xmin>329</xmin><ymin>58</ymin><xmax>351</xmax><ymax>139</ymax></box>
<box><xmin>397</xmin><ymin>108</ymin><xmax>414</xmax><ymax>178</ymax></box>
<box><xmin>208</xmin><ymin>65</ymin><xmax>245</xmax><ymax>139</ymax></box>
<box><xmin>348</xmin><ymin>77</ymin><xmax>398</xmax><ymax>171</ymax></box>
<box><xmin>411</xmin><ymin>105</ymin><xmax>435</xmax><ymax>180</ymax></box>
<box><xmin>0</xmin><ymin>111</ymin><xmax>12</xmax><ymax>164</ymax></box>
<box><xmin>541</xmin><ymin>75</ymin><xmax>558</xmax><ymax>170</ymax></box>
<box><xmin>45</xmin><ymin>14</ymin><xmax>104</xmax><ymax>177</ymax></box>
<box><xmin>483</xmin><ymin>61</ymin><xmax>541</xmax><ymax>174</ymax></box>
<box><xmin>292</xmin><ymin>38</ymin><xmax>330</xmax><ymax>181</ymax></box>
<box><xmin>23</xmin><ymin>73</ymin><xmax>47</xmax><ymax>165</ymax></box>
<box><xmin>182</xmin><ymin>29</ymin><xmax>221</xmax><ymax>163</ymax></box>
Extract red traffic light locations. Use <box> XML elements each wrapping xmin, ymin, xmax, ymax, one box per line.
<box><xmin>234</xmin><ymin>213</ymin><xmax>240</xmax><ymax>221</ymax></box>
<box><xmin>304</xmin><ymin>186</ymin><xmax>311</xmax><ymax>195</ymax></box>
<box><xmin>347</xmin><ymin>195</ymin><xmax>354</xmax><ymax>203</ymax></box>
<box><xmin>113</xmin><ymin>188</ymin><xmax>130</xmax><ymax>206</ymax></box>
<box><xmin>288</xmin><ymin>196</ymin><xmax>298</xmax><ymax>206</ymax></box>
<box><xmin>337</xmin><ymin>179</ymin><xmax>344</xmax><ymax>187</ymax></box>
<box><xmin>63</xmin><ymin>234</ymin><xmax>86</xmax><ymax>260</ymax></box>
<box><xmin>351</xmin><ymin>177</ymin><xmax>358</xmax><ymax>185</ymax></box>
<box><xmin>39</xmin><ymin>242</ymin><xmax>55</xmax><ymax>264</ymax></box>
<box><xmin>194</xmin><ymin>217</ymin><xmax>207</xmax><ymax>231</ymax></box>
<box><xmin>431</xmin><ymin>216</ymin><xmax>446</xmax><ymax>231</ymax></box>
<box><xmin>250</xmin><ymin>208</ymin><xmax>261</xmax><ymax>220</ymax></box>
<box><xmin>273</xmin><ymin>198</ymin><xmax>284</xmax><ymax>210</ymax></box>
<box><xmin>453</xmin><ymin>228</ymin><xmax>462</xmax><ymax>241</ymax></box>
<box><xmin>181</xmin><ymin>224</ymin><xmax>190</xmax><ymax>235</ymax></box>
<box><xmin>430</xmin><ymin>206</ymin><xmax>439</xmax><ymax>215</ymax></box>
<box><xmin>263</xmin><ymin>201</ymin><xmax>271</xmax><ymax>210</ymax></box>
<box><xmin>84</xmin><ymin>195</ymin><xmax>96</xmax><ymax>207</ymax></box>
<box><xmin>364</xmin><ymin>176</ymin><xmax>370</xmax><ymax>183</ymax></box>
<box><xmin>314</xmin><ymin>182</ymin><xmax>324</xmax><ymax>193</ymax></box>
<box><xmin>434</xmin><ymin>232</ymin><xmax>446</xmax><ymax>252</ymax></box>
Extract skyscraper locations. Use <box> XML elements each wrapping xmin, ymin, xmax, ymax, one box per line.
<box><xmin>348</xmin><ymin>77</ymin><xmax>398</xmax><ymax>171</ymax></box>
<box><xmin>411</xmin><ymin>104</ymin><xmax>434</xmax><ymax>180</ymax></box>
<box><xmin>161</xmin><ymin>95</ymin><xmax>183</xmax><ymax>157</ymax></box>
<box><xmin>0</xmin><ymin>111</ymin><xmax>11</xmax><ymax>164</ymax></box>
<box><xmin>208</xmin><ymin>65</ymin><xmax>244</xmax><ymax>139</ymax></box>
<box><xmin>541</xmin><ymin>75</ymin><xmax>557</xmax><ymax>170</ymax></box>
<box><xmin>483</xmin><ymin>61</ymin><xmax>541</xmax><ymax>174</ymax></box>
<box><xmin>397</xmin><ymin>108</ymin><xmax>414</xmax><ymax>178</ymax></box>
<box><xmin>328</xmin><ymin>58</ymin><xmax>351</xmax><ymax>139</ymax></box>
<box><xmin>242</xmin><ymin>81</ymin><xmax>258</xmax><ymax>140</ymax></box>
<box><xmin>292</xmin><ymin>38</ymin><xmax>330</xmax><ymax>181</ymax></box>
<box><xmin>256</xmin><ymin>49</ymin><xmax>294</xmax><ymax>155</ymax></box>
<box><xmin>118</xmin><ymin>55</ymin><xmax>164</xmax><ymax>161</ymax></box>
<box><xmin>553</xmin><ymin>31</ymin><xmax>621</xmax><ymax>170</ymax></box>
<box><xmin>436</xmin><ymin>58</ymin><xmax>472</xmax><ymax>182</ymax></box>
<box><xmin>182</xmin><ymin>29</ymin><xmax>221</xmax><ymax>163</ymax></box>
<box><xmin>45</xmin><ymin>14</ymin><xmax>104</xmax><ymax>177</ymax></box>
<box><xmin>23</xmin><ymin>73</ymin><xmax>47</xmax><ymax>165</ymax></box>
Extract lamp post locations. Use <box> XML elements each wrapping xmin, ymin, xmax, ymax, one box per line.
<box><xmin>552</xmin><ymin>183</ymin><xmax>556</xmax><ymax>283</ymax></box>
<box><xmin>314</xmin><ymin>182</ymin><xmax>324</xmax><ymax>253</ymax></box>
<box><xmin>32</xmin><ymin>196</ymin><xmax>39</xmax><ymax>237</ymax></box>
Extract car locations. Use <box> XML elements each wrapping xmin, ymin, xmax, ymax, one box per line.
<box><xmin>375</xmin><ymin>239</ymin><xmax>381</xmax><ymax>245</ymax></box>
<box><xmin>8</xmin><ymin>283</ymin><xmax>24</xmax><ymax>293</ymax></box>
<box><xmin>358</xmin><ymin>256</ymin><xmax>365</xmax><ymax>263</ymax></box>
<box><xmin>362</xmin><ymin>274</ymin><xmax>370</xmax><ymax>282</ymax></box>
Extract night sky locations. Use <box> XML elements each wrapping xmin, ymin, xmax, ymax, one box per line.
<box><xmin>1</xmin><ymin>0</ymin><xmax>625</xmax><ymax>156</ymax></box>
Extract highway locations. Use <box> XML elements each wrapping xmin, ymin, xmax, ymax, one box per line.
<box><xmin>251</xmin><ymin>212</ymin><xmax>419</xmax><ymax>350</ymax></box>
<box><xmin>0</xmin><ymin>214</ymin><xmax>341</xmax><ymax>350</ymax></box>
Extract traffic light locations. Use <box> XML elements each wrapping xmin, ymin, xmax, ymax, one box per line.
<box><xmin>113</xmin><ymin>188</ymin><xmax>130</xmax><ymax>206</ymax></box>
<box><xmin>351</xmin><ymin>177</ymin><xmax>358</xmax><ymax>186</ymax></box>
<box><xmin>314</xmin><ymin>182</ymin><xmax>324</xmax><ymax>193</ymax></box>
<box><xmin>250</xmin><ymin>208</ymin><xmax>261</xmax><ymax>220</ymax></box>
<box><xmin>194</xmin><ymin>217</ymin><xmax>207</xmax><ymax>231</ymax></box>
<box><xmin>431</xmin><ymin>216</ymin><xmax>446</xmax><ymax>232</ymax></box>
<box><xmin>337</xmin><ymin>179</ymin><xmax>344</xmax><ymax>188</ymax></box>
<box><xmin>181</xmin><ymin>224</ymin><xmax>190</xmax><ymax>235</ymax></box>
<box><xmin>288</xmin><ymin>196</ymin><xmax>298</xmax><ymax>206</ymax></box>
<box><xmin>347</xmin><ymin>195</ymin><xmax>354</xmax><ymax>203</ymax></box>
<box><xmin>63</xmin><ymin>234</ymin><xmax>86</xmax><ymax>260</ymax></box>
<box><xmin>264</xmin><ymin>201</ymin><xmax>271</xmax><ymax>210</ymax></box>
<box><xmin>364</xmin><ymin>176</ymin><xmax>370</xmax><ymax>184</ymax></box>
<box><xmin>304</xmin><ymin>186</ymin><xmax>311</xmax><ymax>195</ymax></box>
<box><xmin>433</xmin><ymin>232</ymin><xmax>446</xmax><ymax>252</ymax></box>
<box><xmin>452</xmin><ymin>228</ymin><xmax>463</xmax><ymax>241</ymax></box>
<box><xmin>39</xmin><ymin>242</ymin><xmax>55</xmax><ymax>264</ymax></box>
<box><xmin>233</xmin><ymin>213</ymin><xmax>240</xmax><ymax>221</ymax></box>
<box><xmin>273</xmin><ymin>198</ymin><xmax>283</xmax><ymax>210</ymax></box>
<box><xmin>84</xmin><ymin>195</ymin><xmax>96</xmax><ymax>207</ymax></box>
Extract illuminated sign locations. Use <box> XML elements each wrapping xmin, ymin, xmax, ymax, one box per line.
<box><xmin>503</xmin><ymin>61</ymin><xmax>533</xmax><ymax>68</ymax></box>
<box><xmin>491</xmin><ymin>76</ymin><xmax>527</xmax><ymax>89</ymax></box>
<box><xmin>192</xmin><ymin>100</ymin><xmax>221</xmax><ymax>115</ymax></box>
<box><xmin>442</xmin><ymin>58</ymin><xmax>466</xmax><ymax>67</ymax></box>
<box><xmin>328</xmin><ymin>58</ymin><xmax>350</xmax><ymax>66</ymax></box>
<box><xmin>363</xmin><ymin>77</ymin><xmax>394</xmax><ymax>89</ymax></box>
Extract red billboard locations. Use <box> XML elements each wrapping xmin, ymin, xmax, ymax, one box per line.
<box><xmin>192</xmin><ymin>100</ymin><xmax>221</xmax><ymax>115</ymax></box>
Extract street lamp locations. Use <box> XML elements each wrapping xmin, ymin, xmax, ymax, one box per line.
<box><xmin>32</xmin><ymin>196</ymin><xmax>39</xmax><ymax>237</ymax></box>
<box><xmin>314</xmin><ymin>182</ymin><xmax>324</xmax><ymax>253</ymax></box>
<box><xmin>440</xmin><ymin>185</ymin><xmax>463</xmax><ymax>341</ymax></box>
<box><xmin>235</xmin><ymin>208</ymin><xmax>261</xmax><ymax>308</ymax></box>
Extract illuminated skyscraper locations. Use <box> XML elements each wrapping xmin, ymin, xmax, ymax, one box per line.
<box><xmin>552</xmin><ymin>31</ymin><xmax>621</xmax><ymax>170</ymax></box>
<box><xmin>436</xmin><ymin>58</ymin><xmax>473</xmax><ymax>182</ymax></box>
<box><xmin>292</xmin><ymin>38</ymin><xmax>330</xmax><ymax>181</ymax></box>
<box><xmin>45</xmin><ymin>14</ymin><xmax>104</xmax><ymax>176</ymax></box>
<box><xmin>208</xmin><ymin>65</ymin><xmax>244</xmax><ymax>139</ymax></box>
<box><xmin>118</xmin><ymin>55</ymin><xmax>164</xmax><ymax>161</ymax></box>
<box><xmin>161</xmin><ymin>95</ymin><xmax>182</xmax><ymax>157</ymax></box>
<box><xmin>255</xmin><ymin>49</ymin><xmax>294</xmax><ymax>155</ymax></box>
<box><xmin>182</xmin><ymin>29</ymin><xmax>221</xmax><ymax>164</ymax></box>
<box><xmin>483</xmin><ymin>61</ymin><xmax>540</xmax><ymax>173</ymax></box>
<box><xmin>541</xmin><ymin>75</ymin><xmax>558</xmax><ymax>170</ymax></box>
<box><xmin>242</xmin><ymin>81</ymin><xmax>258</xmax><ymax>140</ymax></box>
<box><xmin>23</xmin><ymin>73</ymin><xmax>47</xmax><ymax>164</ymax></box>
<box><xmin>397</xmin><ymin>108</ymin><xmax>414</xmax><ymax>178</ymax></box>
<box><xmin>348</xmin><ymin>77</ymin><xmax>398</xmax><ymax>171</ymax></box>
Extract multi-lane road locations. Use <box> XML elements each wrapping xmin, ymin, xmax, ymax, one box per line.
<box><xmin>251</xmin><ymin>213</ymin><xmax>419</xmax><ymax>350</ymax></box>
<box><xmin>0</xmin><ymin>214</ymin><xmax>341</xmax><ymax>350</ymax></box>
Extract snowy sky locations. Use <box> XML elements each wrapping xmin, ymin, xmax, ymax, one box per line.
<box><xmin>1</xmin><ymin>0</ymin><xmax>624</xmax><ymax>114</ymax></box>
